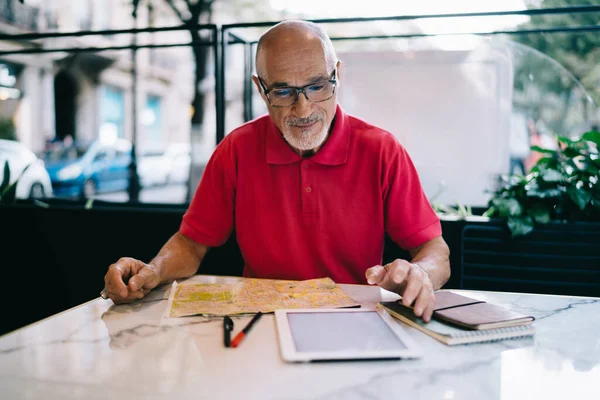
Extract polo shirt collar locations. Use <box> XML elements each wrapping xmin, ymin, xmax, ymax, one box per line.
<box><xmin>266</xmin><ymin>104</ymin><xmax>350</xmax><ymax>166</ymax></box>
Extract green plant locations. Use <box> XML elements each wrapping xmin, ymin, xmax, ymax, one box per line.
<box><xmin>0</xmin><ymin>119</ymin><xmax>16</xmax><ymax>141</ymax></box>
<box><xmin>430</xmin><ymin>181</ymin><xmax>473</xmax><ymax>219</ymax></box>
<box><xmin>485</xmin><ymin>130</ymin><xmax>600</xmax><ymax>237</ymax></box>
<box><xmin>0</xmin><ymin>160</ymin><xmax>36</xmax><ymax>204</ymax></box>
<box><xmin>0</xmin><ymin>161</ymin><xmax>18</xmax><ymax>204</ymax></box>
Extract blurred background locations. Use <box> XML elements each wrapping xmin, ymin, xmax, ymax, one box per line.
<box><xmin>1</xmin><ymin>0</ymin><xmax>598</xmax><ymax>207</ymax></box>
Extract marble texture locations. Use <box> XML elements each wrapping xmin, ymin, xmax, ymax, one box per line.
<box><xmin>1</xmin><ymin>275</ymin><xmax>599</xmax><ymax>400</ymax></box>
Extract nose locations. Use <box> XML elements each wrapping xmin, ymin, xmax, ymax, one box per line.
<box><xmin>292</xmin><ymin>91</ymin><xmax>312</xmax><ymax>118</ymax></box>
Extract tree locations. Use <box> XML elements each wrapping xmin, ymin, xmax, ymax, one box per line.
<box><xmin>514</xmin><ymin>0</ymin><xmax>600</xmax><ymax>115</ymax></box>
<box><xmin>161</xmin><ymin>0</ymin><xmax>214</xmax><ymax>129</ymax></box>
<box><xmin>131</xmin><ymin>0</ymin><xmax>213</xmax><ymax>200</ymax></box>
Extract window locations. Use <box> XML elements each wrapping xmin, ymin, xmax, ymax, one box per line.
<box><xmin>101</xmin><ymin>85</ymin><xmax>125</xmax><ymax>139</ymax></box>
<box><xmin>142</xmin><ymin>95</ymin><xmax>162</xmax><ymax>143</ymax></box>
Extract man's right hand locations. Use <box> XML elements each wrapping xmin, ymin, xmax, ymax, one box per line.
<box><xmin>104</xmin><ymin>257</ymin><xmax>161</xmax><ymax>304</ymax></box>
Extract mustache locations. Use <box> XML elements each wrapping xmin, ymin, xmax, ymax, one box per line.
<box><xmin>286</xmin><ymin>113</ymin><xmax>322</xmax><ymax>127</ymax></box>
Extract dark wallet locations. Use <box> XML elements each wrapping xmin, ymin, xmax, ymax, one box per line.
<box><xmin>430</xmin><ymin>291</ymin><xmax>535</xmax><ymax>330</ymax></box>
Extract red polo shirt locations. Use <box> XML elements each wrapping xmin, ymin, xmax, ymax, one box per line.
<box><xmin>180</xmin><ymin>105</ymin><xmax>441</xmax><ymax>284</ymax></box>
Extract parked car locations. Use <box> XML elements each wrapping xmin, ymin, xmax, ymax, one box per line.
<box><xmin>0</xmin><ymin>139</ymin><xmax>53</xmax><ymax>199</ymax></box>
<box><xmin>138</xmin><ymin>142</ymin><xmax>191</xmax><ymax>187</ymax></box>
<box><xmin>138</xmin><ymin>148</ymin><xmax>170</xmax><ymax>187</ymax></box>
<box><xmin>165</xmin><ymin>142</ymin><xmax>191</xmax><ymax>184</ymax></box>
<box><xmin>43</xmin><ymin>138</ymin><xmax>132</xmax><ymax>198</ymax></box>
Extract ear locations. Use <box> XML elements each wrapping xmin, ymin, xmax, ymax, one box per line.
<box><xmin>252</xmin><ymin>75</ymin><xmax>264</xmax><ymax>98</ymax></box>
<box><xmin>335</xmin><ymin>60</ymin><xmax>342</xmax><ymax>86</ymax></box>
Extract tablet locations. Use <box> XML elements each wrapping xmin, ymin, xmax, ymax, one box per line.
<box><xmin>274</xmin><ymin>308</ymin><xmax>423</xmax><ymax>362</ymax></box>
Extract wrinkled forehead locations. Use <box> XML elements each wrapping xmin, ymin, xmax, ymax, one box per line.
<box><xmin>257</xmin><ymin>38</ymin><xmax>330</xmax><ymax>84</ymax></box>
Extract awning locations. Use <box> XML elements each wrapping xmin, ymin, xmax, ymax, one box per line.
<box><xmin>55</xmin><ymin>53</ymin><xmax>115</xmax><ymax>81</ymax></box>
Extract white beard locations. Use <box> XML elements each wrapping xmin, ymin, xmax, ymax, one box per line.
<box><xmin>282</xmin><ymin>124</ymin><xmax>328</xmax><ymax>151</ymax></box>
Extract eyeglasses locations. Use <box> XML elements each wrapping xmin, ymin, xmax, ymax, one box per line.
<box><xmin>257</xmin><ymin>69</ymin><xmax>337</xmax><ymax>108</ymax></box>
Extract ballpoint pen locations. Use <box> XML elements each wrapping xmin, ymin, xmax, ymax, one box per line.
<box><xmin>223</xmin><ymin>316</ymin><xmax>234</xmax><ymax>347</ymax></box>
<box><xmin>231</xmin><ymin>312</ymin><xmax>263</xmax><ymax>348</ymax></box>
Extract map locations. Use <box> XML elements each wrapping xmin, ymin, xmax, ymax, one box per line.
<box><xmin>168</xmin><ymin>277</ymin><xmax>360</xmax><ymax>317</ymax></box>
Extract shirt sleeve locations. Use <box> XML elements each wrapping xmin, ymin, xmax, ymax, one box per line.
<box><xmin>383</xmin><ymin>142</ymin><xmax>442</xmax><ymax>250</ymax></box>
<box><xmin>179</xmin><ymin>137</ymin><xmax>236</xmax><ymax>247</ymax></box>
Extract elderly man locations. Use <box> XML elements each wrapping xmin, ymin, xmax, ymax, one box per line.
<box><xmin>103</xmin><ymin>20</ymin><xmax>450</xmax><ymax>322</ymax></box>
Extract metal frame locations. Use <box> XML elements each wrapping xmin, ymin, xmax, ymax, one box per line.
<box><xmin>220</xmin><ymin>4</ymin><xmax>600</xmax><ymax>143</ymax></box>
<box><xmin>0</xmin><ymin>25</ymin><xmax>219</xmax><ymax>119</ymax></box>
<box><xmin>0</xmin><ymin>5</ymin><xmax>598</xmax><ymax>158</ymax></box>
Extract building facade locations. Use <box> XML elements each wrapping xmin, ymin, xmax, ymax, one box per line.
<box><xmin>0</xmin><ymin>0</ymin><xmax>194</xmax><ymax>155</ymax></box>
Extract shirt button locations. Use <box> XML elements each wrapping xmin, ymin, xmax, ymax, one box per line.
<box><xmin>305</xmin><ymin>186</ymin><xmax>312</xmax><ymax>193</ymax></box>
<box><xmin>303</xmin><ymin>163</ymin><xmax>309</xmax><ymax>168</ymax></box>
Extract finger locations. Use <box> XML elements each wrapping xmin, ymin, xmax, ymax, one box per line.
<box><xmin>105</xmin><ymin>262</ymin><xmax>131</xmax><ymax>298</ymax></box>
<box><xmin>365</xmin><ymin>266</ymin><xmax>387</xmax><ymax>285</ymax></box>
<box><xmin>412</xmin><ymin>285</ymin><xmax>433</xmax><ymax>318</ymax></box>
<box><xmin>107</xmin><ymin>284</ymin><xmax>149</xmax><ymax>304</ymax></box>
<box><xmin>108</xmin><ymin>290</ymin><xmax>140</xmax><ymax>304</ymax></box>
<box><xmin>128</xmin><ymin>286</ymin><xmax>152</xmax><ymax>301</ymax></box>
<box><xmin>388</xmin><ymin>261</ymin><xmax>410</xmax><ymax>286</ymax></box>
<box><xmin>401</xmin><ymin>272</ymin><xmax>423</xmax><ymax>308</ymax></box>
<box><xmin>128</xmin><ymin>273</ymin><xmax>146</xmax><ymax>292</ymax></box>
<box><xmin>128</xmin><ymin>267</ymin><xmax>159</xmax><ymax>292</ymax></box>
<box><xmin>129</xmin><ymin>290</ymin><xmax>145</xmax><ymax>299</ymax></box>
<box><xmin>106</xmin><ymin>287</ymin><xmax>134</xmax><ymax>304</ymax></box>
<box><xmin>421</xmin><ymin>295</ymin><xmax>436</xmax><ymax>323</ymax></box>
<box><xmin>377</xmin><ymin>261</ymin><xmax>409</xmax><ymax>294</ymax></box>
<box><xmin>129</xmin><ymin>260</ymin><xmax>147</xmax><ymax>276</ymax></box>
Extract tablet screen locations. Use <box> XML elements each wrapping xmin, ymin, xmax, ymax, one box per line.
<box><xmin>287</xmin><ymin>311</ymin><xmax>408</xmax><ymax>353</ymax></box>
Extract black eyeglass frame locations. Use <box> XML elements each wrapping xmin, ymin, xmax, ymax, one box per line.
<box><xmin>257</xmin><ymin>68</ymin><xmax>338</xmax><ymax>107</ymax></box>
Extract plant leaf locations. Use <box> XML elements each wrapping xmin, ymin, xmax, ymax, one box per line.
<box><xmin>582</xmin><ymin>131</ymin><xmax>600</xmax><ymax>146</ymax></box>
<box><xmin>530</xmin><ymin>145</ymin><xmax>556</xmax><ymax>155</ymax></box>
<box><xmin>528</xmin><ymin>203</ymin><xmax>551</xmax><ymax>224</ymax></box>
<box><xmin>563</xmin><ymin>146</ymin><xmax>584</xmax><ymax>159</ymax></box>
<box><xmin>492</xmin><ymin>198</ymin><xmax>522</xmax><ymax>217</ymax></box>
<box><xmin>1</xmin><ymin>162</ymin><xmax>34</xmax><ymax>203</ymax></box>
<box><xmin>507</xmin><ymin>216</ymin><xmax>535</xmax><ymax>237</ymax></box>
<box><xmin>33</xmin><ymin>199</ymin><xmax>50</xmax><ymax>208</ymax></box>
<box><xmin>566</xmin><ymin>186</ymin><xmax>592</xmax><ymax>210</ymax></box>
<box><xmin>2</xmin><ymin>181</ymin><xmax>18</xmax><ymax>203</ymax></box>
<box><xmin>558</xmin><ymin>135</ymin><xmax>576</xmax><ymax>144</ymax></box>
<box><xmin>0</xmin><ymin>161</ymin><xmax>10</xmax><ymax>196</ymax></box>
<box><xmin>456</xmin><ymin>202</ymin><xmax>471</xmax><ymax>218</ymax></box>
<box><xmin>526</xmin><ymin>181</ymin><xmax>562</xmax><ymax>198</ymax></box>
<box><xmin>540</xmin><ymin>168</ymin><xmax>563</xmax><ymax>183</ymax></box>
<box><xmin>482</xmin><ymin>206</ymin><xmax>496</xmax><ymax>218</ymax></box>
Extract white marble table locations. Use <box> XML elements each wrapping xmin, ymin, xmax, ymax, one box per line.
<box><xmin>1</xmin><ymin>275</ymin><xmax>599</xmax><ymax>400</ymax></box>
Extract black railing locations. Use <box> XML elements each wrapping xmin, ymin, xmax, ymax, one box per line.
<box><xmin>0</xmin><ymin>5</ymin><xmax>599</xmax><ymax>147</ymax></box>
<box><xmin>220</xmin><ymin>4</ymin><xmax>600</xmax><ymax>143</ymax></box>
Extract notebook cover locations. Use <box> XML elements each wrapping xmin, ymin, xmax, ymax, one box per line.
<box><xmin>434</xmin><ymin>301</ymin><xmax>535</xmax><ymax>330</ymax></box>
<box><xmin>432</xmin><ymin>290</ymin><xmax>485</xmax><ymax>311</ymax></box>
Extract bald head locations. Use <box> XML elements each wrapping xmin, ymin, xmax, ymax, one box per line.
<box><xmin>252</xmin><ymin>20</ymin><xmax>340</xmax><ymax>156</ymax></box>
<box><xmin>255</xmin><ymin>20</ymin><xmax>337</xmax><ymax>79</ymax></box>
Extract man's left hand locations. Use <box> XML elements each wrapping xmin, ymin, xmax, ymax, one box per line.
<box><xmin>365</xmin><ymin>259</ymin><xmax>435</xmax><ymax>322</ymax></box>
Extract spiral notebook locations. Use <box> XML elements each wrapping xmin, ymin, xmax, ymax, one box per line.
<box><xmin>379</xmin><ymin>295</ymin><xmax>535</xmax><ymax>346</ymax></box>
